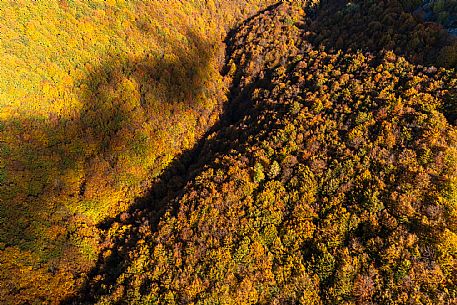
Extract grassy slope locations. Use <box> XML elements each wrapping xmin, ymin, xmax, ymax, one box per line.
<box><xmin>0</xmin><ymin>0</ymin><xmax>276</xmax><ymax>303</ymax></box>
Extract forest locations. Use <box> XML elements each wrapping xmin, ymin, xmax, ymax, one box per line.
<box><xmin>0</xmin><ymin>0</ymin><xmax>456</xmax><ymax>304</ymax></box>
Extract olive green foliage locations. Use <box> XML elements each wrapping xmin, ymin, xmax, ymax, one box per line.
<box><xmin>72</xmin><ymin>2</ymin><xmax>456</xmax><ymax>304</ymax></box>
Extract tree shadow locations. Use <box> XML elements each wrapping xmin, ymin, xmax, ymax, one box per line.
<box><xmin>0</xmin><ymin>28</ymin><xmax>218</xmax><ymax>302</ymax></box>
<box><xmin>59</xmin><ymin>1</ymin><xmax>457</xmax><ymax>304</ymax></box>
<box><xmin>442</xmin><ymin>87</ymin><xmax>457</xmax><ymax>125</ymax></box>
<box><xmin>4</xmin><ymin>0</ymin><xmax>454</xmax><ymax>304</ymax></box>
<box><xmin>307</xmin><ymin>0</ymin><xmax>457</xmax><ymax>67</ymax></box>
<box><xmin>60</xmin><ymin>2</ymin><xmax>288</xmax><ymax>303</ymax></box>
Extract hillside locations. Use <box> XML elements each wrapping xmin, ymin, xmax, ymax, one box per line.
<box><xmin>65</xmin><ymin>1</ymin><xmax>456</xmax><ymax>304</ymax></box>
<box><xmin>0</xmin><ymin>1</ymin><xmax>277</xmax><ymax>303</ymax></box>
<box><xmin>1</xmin><ymin>0</ymin><xmax>456</xmax><ymax>304</ymax></box>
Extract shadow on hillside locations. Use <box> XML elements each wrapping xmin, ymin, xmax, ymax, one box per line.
<box><xmin>60</xmin><ymin>2</ymin><xmax>285</xmax><ymax>304</ymax></box>
<box><xmin>442</xmin><ymin>88</ymin><xmax>457</xmax><ymax>125</ymax></box>
<box><xmin>0</xmin><ymin>28</ymin><xmax>215</xmax><ymax>289</ymax></box>
<box><xmin>60</xmin><ymin>1</ymin><xmax>457</xmax><ymax>304</ymax></box>
<box><xmin>308</xmin><ymin>0</ymin><xmax>457</xmax><ymax>67</ymax></box>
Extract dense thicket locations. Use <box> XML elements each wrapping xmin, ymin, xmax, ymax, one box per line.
<box><xmin>310</xmin><ymin>0</ymin><xmax>457</xmax><ymax>67</ymax></box>
<box><xmin>71</xmin><ymin>1</ymin><xmax>457</xmax><ymax>304</ymax></box>
<box><xmin>0</xmin><ymin>1</ymin><xmax>277</xmax><ymax>303</ymax></box>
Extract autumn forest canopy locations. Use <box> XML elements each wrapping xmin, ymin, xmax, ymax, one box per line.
<box><xmin>0</xmin><ymin>0</ymin><xmax>456</xmax><ymax>304</ymax></box>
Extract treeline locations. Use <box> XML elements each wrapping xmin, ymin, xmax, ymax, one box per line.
<box><xmin>71</xmin><ymin>1</ymin><xmax>457</xmax><ymax>304</ymax></box>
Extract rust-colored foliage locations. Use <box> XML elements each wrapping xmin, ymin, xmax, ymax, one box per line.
<box><xmin>1</xmin><ymin>1</ymin><xmax>456</xmax><ymax>304</ymax></box>
<box><xmin>65</xmin><ymin>1</ymin><xmax>456</xmax><ymax>304</ymax></box>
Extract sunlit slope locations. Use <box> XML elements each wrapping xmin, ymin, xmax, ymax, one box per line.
<box><xmin>77</xmin><ymin>2</ymin><xmax>457</xmax><ymax>304</ymax></box>
<box><xmin>0</xmin><ymin>0</ymin><xmax>276</xmax><ymax>303</ymax></box>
